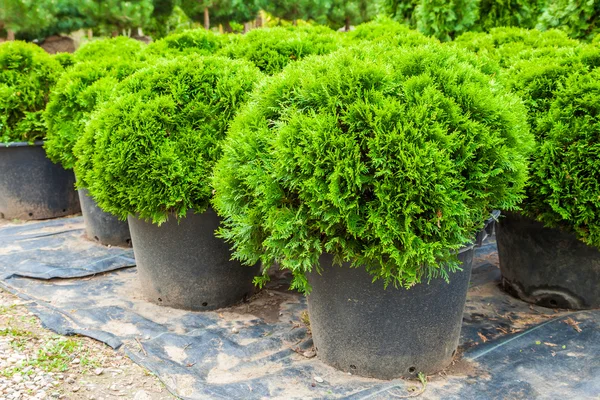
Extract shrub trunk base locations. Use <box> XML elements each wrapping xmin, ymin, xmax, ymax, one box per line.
<box><xmin>128</xmin><ymin>208</ymin><xmax>259</xmax><ymax>311</ymax></box>
<box><xmin>78</xmin><ymin>188</ymin><xmax>131</xmax><ymax>247</ymax></box>
<box><xmin>0</xmin><ymin>142</ymin><xmax>80</xmax><ymax>220</ymax></box>
<box><xmin>307</xmin><ymin>247</ymin><xmax>474</xmax><ymax>380</ymax></box>
<box><xmin>497</xmin><ymin>211</ymin><xmax>600</xmax><ymax>309</ymax></box>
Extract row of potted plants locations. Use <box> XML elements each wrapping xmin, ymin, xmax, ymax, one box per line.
<box><xmin>0</xmin><ymin>20</ymin><xmax>598</xmax><ymax>380</ymax></box>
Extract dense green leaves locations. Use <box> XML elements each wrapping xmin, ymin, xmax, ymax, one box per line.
<box><xmin>347</xmin><ymin>16</ymin><xmax>439</xmax><ymax>46</ymax></box>
<box><xmin>218</xmin><ymin>26</ymin><xmax>341</xmax><ymax>74</ymax></box>
<box><xmin>44</xmin><ymin>58</ymin><xmax>146</xmax><ymax>170</ymax></box>
<box><xmin>75</xmin><ymin>56</ymin><xmax>262</xmax><ymax>223</ymax></box>
<box><xmin>0</xmin><ymin>41</ymin><xmax>62</xmax><ymax>142</ymax></box>
<box><xmin>74</xmin><ymin>36</ymin><xmax>145</xmax><ymax>63</ymax></box>
<box><xmin>144</xmin><ymin>28</ymin><xmax>228</xmax><ymax>57</ymax></box>
<box><xmin>213</xmin><ymin>45</ymin><xmax>533</xmax><ymax>292</ymax></box>
<box><xmin>476</xmin><ymin>0</ymin><xmax>541</xmax><ymax>31</ymax></box>
<box><xmin>416</xmin><ymin>0</ymin><xmax>479</xmax><ymax>41</ymax></box>
<box><xmin>538</xmin><ymin>0</ymin><xmax>600</xmax><ymax>41</ymax></box>
<box><xmin>525</xmin><ymin>70</ymin><xmax>600</xmax><ymax>248</ymax></box>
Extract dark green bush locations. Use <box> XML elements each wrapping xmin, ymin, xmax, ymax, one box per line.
<box><xmin>44</xmin><ymin>59</ymin><xmax>146</xmax><ymax>170</ymax></box>
<box><xmin>525</xmin><ymin>70</ymin><xmax>600</xmax><ymax>248</ymax></box>
<box><xmin>212</xmin><ymin>45</ymin><xmax>534</xmax><ymax>292</ymax></box>
<box><xmin>217</xmin><ymin>26</ymin><xmax>341</xmax><ymax>75</ymax></box>
<box><xmin>348</xmin><ymin>16</ymin><xmax>439</xmax><ymax>47</ymax></box>
<box><xmin>538</xmin><ymin>0</ymin><xmax>600</xmax><ymax>41</ymax></box>
<box><xmin>476</xmin><ymin>0</ymin><xmax>540</xmax><ymax>31</ymax></box>
<box><xmin>0</xmin><ymin>41</ymin><xmax>63</xmax><ymax>142</ymax></box>
<box><xmin>416</xmin><ymin>0</ymin><xmax>479</xmax><ymax>41</ymax></box>
<box><xmin>74</xmin><ymin>36</ymin><xmax>145</xmax><ymax>63</ymax></box>
<box><xmin>144</xmin><ymin>29</ymin><xmax>231</xmax><ymax>58</ymax></box>
<box><xmin>74</xmin><ymin>56</ymin><xmax>262</xmax><ymax>223</ymax></box>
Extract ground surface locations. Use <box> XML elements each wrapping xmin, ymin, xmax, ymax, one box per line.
<box><xmin>0</xmin><ymin>288</ymin><xmax>174</xmax><ymax>400</ymax></box>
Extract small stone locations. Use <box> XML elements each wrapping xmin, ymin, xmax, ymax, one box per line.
<box><xmin>50</xmin><ymin>392</ymin><xmax>60</xmax><ymax>398</ymax></box>
<box><xmin>71</xmin><ymin>358</ymin><xmax>80</xmax><ymax>364</ymax></box>
<box><xmin>231</xmin><ymin>327</ymin><xmax>239</xmax><ymax>334</ymax></box>
<box><xmin>314</xmin><ymin>376</ymin><xmax>324</xmax><ymax>383</ymax></box>
<box><xmin>66</xmin><ymin>377</ymin><xmax>75</xmax><ymax>384</ymax></box>
<box><xmin>302</xmin><ymin>350</ymin><xmax>316</xmax><ymax>358</ymax></box>
<box><xmin>133</xmin><ymin>390</ymin><xmax>152</xmax><ymax>400</ymax></box>
<box><xmin>93</xmin><ymin>368</ymin><xmax>103</xmax><ymax>376</ymax></box>
<box><xmin>72</xmin><ymin>386</ymin><xmax>80</xmax><ymax>393</ymax></box>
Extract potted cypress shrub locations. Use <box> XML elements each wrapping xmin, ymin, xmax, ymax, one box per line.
<box><xmin>44</xmin><ymin>56</ymin><xmax>146</xmax><ymax>246</ymax></box>
<box><xmin>497</xmin><ymin>67</ymin><xmax>600</xmax><ymax>310</ymax></box>
<box><xmin>213</xmin><ymin>45</ymin><xmax>533</xmax><ymax>379</ymax></box>
<box><xmin>217</xmin><ymin>26</ymin><xmax>342</xmax><ymax>75</ymax></box>
<box><xmin>0</xmin><ymin>41</ymin><xmax>80</xmax><ymax>220</ymax></box>
<box><xmin>76</xmin><ymin>56</ymin><xmax>262</xmax><ymax>310</ymax></box>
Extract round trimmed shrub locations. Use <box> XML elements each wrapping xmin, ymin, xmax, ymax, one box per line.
<box><xmin>217</xmin><ymin>26</ymin><xmax>342</xmax><ymax>75</ymax></box>
<box><xmin>524</xmin><ymin>70</ymin><xmax>600</xmax><ymax>248</ymax></box>
<box><xmin>144</xmin><ymin>29</ymin><xmax>231</xmax><ymax>58</ymax></box>
<box><xmin>348</xmin><ymin>16</ymin><xmax>439</xmax><ymax>47</ymax></box>
<box><xmin>0</xmin><ymin>41</ymin><xmax>63</xmax><ymax>143</ymax></box>
<box><xmin>74</xmin><ymin>56</ymin><xmax>262</xmax><ymax>224</ymax></box>
<box><xmin>74</xmin><ymin>36</ymin><xmax>145</xmax><ymax>63</ymax></box>
<box><xmin>53</xmin><ymin>52</ymin><xmax>76</xmax><ymax>69</ymax></box>
<box><xmin>213</xmin><ymin>45</ymin><xmax>534</xmax><ymax>292</ymax></box>
<box><xmin>44</xmin><ymin>59</ymin><xmax>146</xmax><ymax>170</ymax></box>
<box><xmin>454</xmin><ymin>27</ymin><xmax>580</xmax><ymax>67</ymax></box>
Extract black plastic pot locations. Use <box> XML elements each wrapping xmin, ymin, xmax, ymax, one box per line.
<box><xmin>307</xmin><ymin>246</ymin><xmax>474</xmax><ymax>379</ymax></box>
<box><xmin>78</xmin><ymin>188</ymin><xmax>131</xmax><ymax>247</ymax></box>
<box><xmin>497</xmin><ymin>211</ymin><xmax>600</xmax><ymax>310</ymax></box>
<box><xmin>127</xmin><ymin>208</ymin><xmax>259</xmax><ymax>311</ymax></box>
<box><xmin>0</xmin><ymin>141</ymin><xmax>80</xmax><ymax>220</ymax></box>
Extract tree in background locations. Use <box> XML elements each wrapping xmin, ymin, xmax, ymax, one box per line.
<box><xmin>0</xmin><ymin>0</ymin><xmax>53</xmax><ymax>40</ymax></box>
<box><xmin>181</xmin><ymin>0</ymin><xmax>261</xmax><ymax>32</ymax></box>
<box><xmin>416</xmin><ymin>0</ymin><xmax>479</xmax><ymax>41</ymax></box>
<box><xmin>84</xmin><ymin>0</ymin><xmax>154</xmax><ymax>36</ymax></box>
<box><xmin>538</xmin><ymin>0</ymin><xmax>600</xmax><ymax>40</ymax></box>
<box><xmin>383</xmin><ymin>0</ymin><xmax>419</xmax><ymax>27</ymax></box>
<box><xmin>476</xmin><ymin>0</ymin><xmax>541</xmax><ymax>31</ymax></box>
<box><xmin>323</xmin><ymin>0</ymin><xmax>380</xmax><ymax>31</ymax></box>
<box><xmin>263</xmin><ymin>0</ymin><xmax>328</xmax><ymax>25</ymax></box>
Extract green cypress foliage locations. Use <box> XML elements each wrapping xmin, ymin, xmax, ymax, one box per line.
<box><xmin>538</xmin><ymin>0</ymin><xmax>600</xmax><ymax>41</ymax></box>
<box><xmin>476</xmin><ymin>0</ymin><xmax>540</xmax><ymax>31</ymax></box>
<box><xmin>74</xmin><ymin>36</ymin><xmax>145</xmax><ymax>63</ymax></box>
<box><xmin>416</xmin><ymin>0</ymin><xmax>479</xmax><ymax>41</ymax></box>
<box><xmin>347</xmin><ymin>16</ymin><xmax>439</xmax><ymax>47</ymax></box>
<box><xmin>212</xmin><ymin>45</ymin><xmax>534</xmax><ymax>293</ymax></box>
<box><xmin>74</xmin><ymin>56</ymin><xmax>262</xmax><ymax>223</ymax></box>
<box><xmin>217</xmin><ymin>26</ymin><xmax>341</xmax><ymax>75</ymax></box>
<box><xmin>525</xmin><ymin>70</ymin><xmax>600</xmax><ymax>247</ymax></box>
<box><xmin>144</xmin><ymin>28</ymin><xmax>230</xmax><ymax>57</ymax></box>
<box><xmin>0</xmin><ymin>41</ymin><xmax>63</xmax><ymax>143</ymax></box>
<box><xmin>44</xmin><ymin>59</ymin><xmax>147</xmax><ymax>170</ymax></box>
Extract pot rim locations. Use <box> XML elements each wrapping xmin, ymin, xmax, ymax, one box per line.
<box><xmin>0</xmin><ymin>140</ymin><xmax>44</xmax><ymax>148</ymax></box>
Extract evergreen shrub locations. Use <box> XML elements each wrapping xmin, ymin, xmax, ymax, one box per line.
<box><xmin>0</xmin><ymin>41</ymin><xmax>63</xmax><ymax>142</ymax></box>
<box><xmin>212</xmin><ymin>45</ymin><xmax>534</xmax><ymax>293</ymax></box>
<box><xmin>218</xmin><ymin>26</ymin><xmax>341</xmax><ymax>75</ymax></box>
<box><xmin>521</xmin><ymin>71</ymin><xmax>600</xmax><ymax>248</ymax></box>
<box><xmin>44</xmin><ymin>59</ymin><xmax>146</xmax><ymax>170</ymax></box>
<box><xmin>74</xmin><ymin>56</ymin><xmax>262</xmax><ymax>223</ymax></box>
<box><xmin>454</xmin><ymin>27</ymin><xmax>580</xmax><ymax>67</ymax></box>
<box><xmin>74</xmin><ymin>36</ymin><xmax>145</xmax><ymax>63</ymax></box>
<box><xmin>348</xmin><ymin>16</ymin><xmax>439</xmax><ymax>47</ymax></box>
<box><xmin>144</xmin><ymin>29</ymin><xmax>230</xmax><ymax>58</ymax></box>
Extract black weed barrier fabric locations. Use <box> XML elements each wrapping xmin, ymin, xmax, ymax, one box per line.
<box><xmin>0</xmin><ymin>218</ymin><xmax>598</xmax><ymax>399</ymax></box>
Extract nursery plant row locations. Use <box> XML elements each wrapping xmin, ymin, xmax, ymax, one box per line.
<box><xmin>0</xmin><ymin>18</ymin><xmax>598</xmax><ymax>380</ymax></box>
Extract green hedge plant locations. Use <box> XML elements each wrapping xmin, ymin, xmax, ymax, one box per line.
<box><xmin>74</xmin><ymin>56</ymin><xmax>262</xmax><ymax>223</ymax></box>
<box><xmin>144</xmin><ymin>29</ymin><xmax>231</xmax><ymax>58</ymax></box>
<box><xmin>217</xmin><ymin>26</ymin><xmax>341</xmax><ymax>75</ymax></box>
<box><xmin>212</xmin><ymin>45</ymin><xmax>534</xmax><ymax>293</ymax></box>
<box><xmin>44</xmin><ymin>59</ymin><xmax>146</xmax><ymax>170</ymax></box>
<box><xmin>74</xmin><ymin>36</ymin><xmax>145</xmax><ymax>63</ymax></box>
<box><xmin>348</xmin><ymin>16</ymin><xmax>439</xmax><ymax>47</ymax></box>
<box><xmin>519</xmin><ymin>71</ymin><xmax>600</xmax><ymax>248</ymax></box>
<box><xmin>0</xmin><ymin>41</ymin><xmax>63</xmax><ymax>143</ymax></box>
